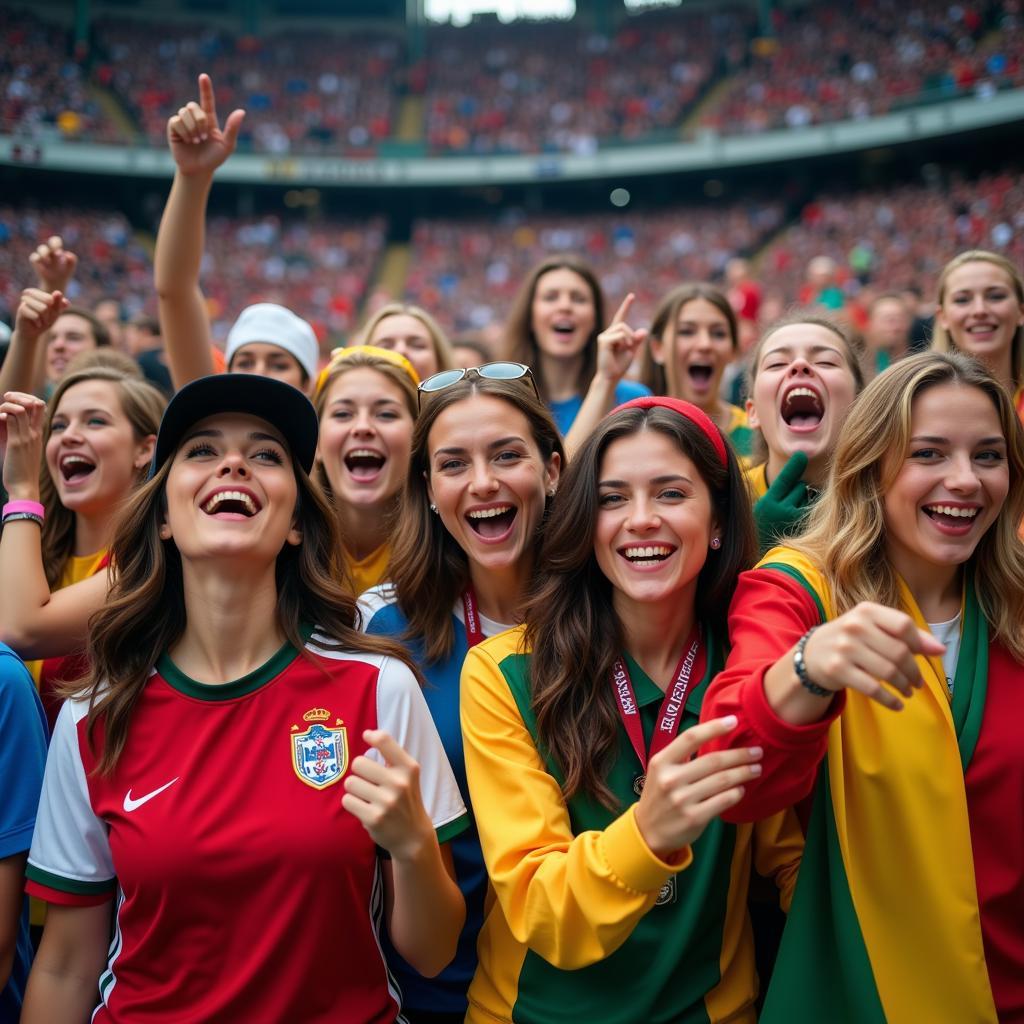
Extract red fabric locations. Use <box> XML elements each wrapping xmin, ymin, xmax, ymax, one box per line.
<box><xmin>965</xmin><ymin>641</ymin><xmax>1024</xmax><ymax>1021</ymax></box>
<box><xmin>699</xmin><ymin>568</ymin><xmax>844</xmax><ymax>821</ymax></box>
<box><xmin>25</xmin><ymin>882</ymin><xmax>112</xmax><ymax>907</ymax></box>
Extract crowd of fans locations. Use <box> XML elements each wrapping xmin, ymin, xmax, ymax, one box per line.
<box><xmin>4</xmin><ymin>3</ymin><xmax>1022</xmax><ymax>155</ymax></box>
<box><xmin>698</xmin><ymin>0</ymin><xmax>1024</xmax><ymax>135</ymax></box>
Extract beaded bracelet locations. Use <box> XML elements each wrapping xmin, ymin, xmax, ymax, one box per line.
<box><xmin>793</xmin><ymin>627</ymin><xmax>832</xmax><ymax>698</ymax></box>
<box><xmin>2</xmin><ymin>499</ymin><xmax>45</xmax><ymax>521</ymax></box>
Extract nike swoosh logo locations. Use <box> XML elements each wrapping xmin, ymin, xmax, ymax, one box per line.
<box><xmin>123</xmin><ymin>778</ymin><xmax>179</xmax><ymax>813</ymax></box>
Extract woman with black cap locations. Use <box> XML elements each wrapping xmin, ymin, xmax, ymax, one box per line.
<box><xmin>22</xmin><ymin>375</ymin><xmax>467</xmax><ymax>1023</ymax></box>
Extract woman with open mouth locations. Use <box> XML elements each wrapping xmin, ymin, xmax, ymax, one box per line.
<box><xmin>314</xmin><ymin>346</ymin><xmax>418</xmax><ymax>593</ymax></box>
<box><xmin>0</xmin><ymin>357</ymin><xmax>165</xmax><ymax>730</ymax></box>
<box><xmin>460</xmin><ymin>395</ymin><xmax>801</xmax><ymax>1024</ymax></box>
<box><xmin>21</xmin><ymin>374</ymin><xmax>467</xmax><ymax>1024</ymax></box>
<box><xmin>359</xmin><ymin>364</ymin><xmax>563</xmax><ymax>1024</ymax></box>
<box><xmin>932</xmin><ymin>250</ymin><xmax>1024</xmax><ymax>422</ymax></box>
<box><xmin>504</xmin><ymin>255</ymin><xmax>650</xmax><ymax>437</ymax></box>
<box><xmin>744</xmin><ymin>314</ymin><xmax>863</xmax><ymax>551</ymax></box>
<box><xmin>701</xmin><ymin>352</ymin><xmax>1024</xmax><ymax>1023</ymax></box>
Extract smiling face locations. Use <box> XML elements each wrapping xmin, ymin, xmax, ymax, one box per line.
<box><xmin>162</xmin><ymin>413</ymin><xmax>301</xmax><ymax>564</ymax></box>
<box><xmin>882</xmin><ymin>383</ymin><xmax>1008</xmax><ymax>585</ymax></box>
<box><xmin>530</xmin><ymin>268</ymin><xmax>597</xmax><ymax>364</ymax></box>
<box><xmin>651</xmin><ymin>297</ymin><xmax>735</xmax><ymax>410</ymax></box>
<box><xmin>367</xmin><ymin>313</ymin><xmax>439</xmax><ymax>381</ymax></box>
<box><xmin>45</xmin><ymin>313</ymin><xmax>99</xmax><ymax>383</ymax></box>
<box><xmin>426</xmin><ymin>394</ymin><xmax>560</xmax><ymax>576</ymax></box>
<box><xmin>44</xmin><ymin>380</ymin><xmax>154</xmax><ymax>518</ymax></box>
<box><xmin>937</xmin><ymin>260</ymin><xmax>1024</xmax><ymax>375</ymax></box>
<box><xmin>229</xmin><ymin>342</ymin><xmax>308</xmax><ymax>393</ymax></box>
<box><xmin>316</xmin><ymin>366</ymin><xmax>415</xmax><ymax>512</ymax></box>
<box><xmin>748</xmin><ymin>323</ymin><xmax>859</xmax><ymax>478</ymax></box>
<box><xmin>594</xmin><ymin>429</ymin><xmax>717</xmax><ymax>615</ymax></box>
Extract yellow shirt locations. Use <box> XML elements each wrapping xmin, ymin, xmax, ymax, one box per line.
<box><xmin>744</xmin><ymin>462</ymin><xmax>770</xmax><ymax>500</ymax></box>
<box><xmin>343</xmin><ymin>543</ymin><xmax>390</xmax><ymax>595</ymax></box>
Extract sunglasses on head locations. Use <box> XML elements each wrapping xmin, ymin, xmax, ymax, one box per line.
<box><xmin>417</xmin><ymin>362</ymin><xmax>539</xmax><ymax>410</ymax></box>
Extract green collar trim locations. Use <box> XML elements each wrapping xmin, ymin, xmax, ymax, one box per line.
<box><xmin>158</xmin><ymin>624</ymin><xmax>314</xmax><ymax>701</ymax></box>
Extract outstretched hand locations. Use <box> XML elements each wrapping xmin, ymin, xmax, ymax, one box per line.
<box><xmin>30</xmin><ymin>236</ymin><xmax>77</xmax><ymax>293</ymax></box>
<box><xmin>595</xmin><ymin>293</ymin><xmax>648</xmax><ymax>384</ymax></box>
<box><xmin>167</xmin><ymin>73</ymin><xmax>246</xmax><ymax>177</ymax></box>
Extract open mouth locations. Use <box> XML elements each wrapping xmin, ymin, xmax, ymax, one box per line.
<box><xmin>551</xmin><ymin>321</ymin><xmax>577</xmax><ymax>337</ymax></box>
<box><xmin>781</xmin><ymin>385</ymin><xmax>825</xmax><ymax>430</ymax></box>
<box><xmin>687</xmin><ymin>364</ymin><xmax>714</xmax><ymax>388</ymax></box>
<box><xmin>964</xmin><ymin>323</ymin><xmax>999</xmax><ymax>339</ymax></box>
<box><xmin>60</xmin><ymin>454</ymin><xmax>96</xmax><ymax>483</ymax></box>
<box><xmin>619</xmin><ymin>544</ymin><xmax>676</xmax><ymax>567</ymax></box>
<box><xmin>466</xmin><ymin>503</ymin><xmax>517</xmax><ymax>540</ymax></box>
<box><xmin>344</xmin><ymin>448</ymin><xmax>386</xmax><ymax>481</ymax></box>
<box><xmin>922</xmin><ymin>503</ymin><xmax>979</xmax><ymax>529</ymax></box>
<box><xmin>202</xmin><ymin>489</ymin><xmax>262</xmax><ymax>518</ymax></box>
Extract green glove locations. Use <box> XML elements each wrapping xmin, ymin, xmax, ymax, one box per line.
<box><xmin>754</xmin><ymin>451</ymin><xmax>811</xmax><ymax>554</ymax></box>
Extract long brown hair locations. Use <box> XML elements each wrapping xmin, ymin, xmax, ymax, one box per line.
<box><xmin>75</xmin><ymin>431</ymin><xmax>419</xmax><ymax>775</ymax></box>
<box><xmin>355</xmin><ymin>302</ymin><xmax>456</xmax><ymax>373</ymax></box>
<box><xmin>525</xmin><ymin>405</ymin><xmax>757</xmax><ymax>809</ymax></box>
<box><xmin>40</xmin><ymin>363</ymin><xmax>166</xmax><ymax>587</ymax></box>
<box><xmin>640</xmin><ymin>282</ymin><xmax>738</xmax><ymax>397</ymax></box>
<box><xmin>503</xmin><ymin>254</ymin><xmax>606</xmax><ymax>404</ymax></box>
<box><xmin>387</xmin><ymin>377</ymin><xmax>564</xmax><ymax>664</ymax></box>
<box><xmin>795</xmin><ymin>351</ymin><xmax>1024</xmax><ymax>660</ymax></box>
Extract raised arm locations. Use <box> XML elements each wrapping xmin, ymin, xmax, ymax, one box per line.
<box><xmin>0</xmin><ymin>289</ymin><xmax>69</xmax><ymax>398</ymax></box>
<box><xmin>0</xmin><ymin>393</ymin><xmax>109</xmax><ymax>658</ymax></box>
<box><xmin>154</xmin><ymin>73</ymin><xmax>245</xmax><ymax>389</ymax></box>
<box><xmin>563</xmin><ymin>293</ymin><xmax>647</xmax><ymax>457</ymax></box>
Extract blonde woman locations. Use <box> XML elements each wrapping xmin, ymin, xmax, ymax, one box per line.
<box><xmin>932</xmin><ymin>250</ymin><xmax>1024</xmax><ymax>420</ymax></box>
<box><xmin>702</xmin><ymin>352</ymin><xmax>1024</xmax><ymax>1022</ymax></box>
<box><xmin>314</xmin><ymin>346</ymin><xmax>418</xmax><ymax>592</ymax></box>
<box><xmin>355</xmin><ymin>302</ymin><xmax>454</xmax><ymax>382</ymax></box>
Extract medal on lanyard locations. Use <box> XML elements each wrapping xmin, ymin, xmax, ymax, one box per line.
<box><xmin>610</xmin><ymin>627</ymin><xmax>704</xmax><ymax>797</ymax></box>
<box><xmin>462</xmin><ymin>587</ymin><xmax>486</xmax><ymax>649</ymax></box>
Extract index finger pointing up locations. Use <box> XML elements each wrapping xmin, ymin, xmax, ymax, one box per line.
<box><xmin>610</xmin><ymin>293</ymin><xmax>635</xmax><ymax>325</ymax></box>
<box><xmin>198</xmin><ymin>73</ymin><xmax>218</xmax><ymax>123</ymax></box>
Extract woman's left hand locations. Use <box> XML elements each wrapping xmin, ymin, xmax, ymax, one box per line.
<box><xmin>343</xmin><ymin>730</ymin><xmax>435</xmax><ymax>863</ymax></box>
<box><xmin>0</xmin><ymin>392</ymin><xmax>46</xmax><ymax>500</ymax></box>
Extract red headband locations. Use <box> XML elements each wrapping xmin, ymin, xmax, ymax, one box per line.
<box><xmin>610</xmin><ymin>396</ymin><xmax>729</xmax><ymax>467</ymax></box>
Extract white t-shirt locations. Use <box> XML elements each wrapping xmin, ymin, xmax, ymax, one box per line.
<box><xmin>928</xmin><ymin>611</ymin><xmax>962</xmax><ymax>694</ymax></box>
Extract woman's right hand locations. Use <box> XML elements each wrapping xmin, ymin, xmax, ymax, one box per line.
<box><xmin>14</xmin><ymin>287</ymin><xmax>68</xmax><ymax>344</ymax></box>
<box><xmin>800</xmin><ymin>602</ymin><xmax>946</xmax><ymax>711</ymax></box>
<box><xmin>167</xmin><ymin>73</ymin><xmax>245</xmax><ymax>177</ymax></box>
<box><xmin>633</xmin><ymin>715</ymin><xmax>762</xmax><ymax>860</ymax></box>
<box><xmin>594</xmin><ymin>293</ymin><xmax>648</xmax><ymax>384</ymax></box>
<box><xmin>0</xmin><ymin>391</ymin><xmax>46</xmax><ymax>500</ymax></box>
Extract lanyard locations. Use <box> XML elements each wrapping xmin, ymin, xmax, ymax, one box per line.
<box><xmin>610</xmin><ymin>626</ymin><xmax>704</xmax><ymax>794</ymax></box>
<box><xmin>462</xmin><ymin>587</ymin><xmax>486</xmax><ymax>649</ymax></box>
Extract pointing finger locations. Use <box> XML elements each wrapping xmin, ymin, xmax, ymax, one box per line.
<box><xmin>610</xmin><ymin>293</ymin><xmax>635</xmax><ymax>326</ymax></box>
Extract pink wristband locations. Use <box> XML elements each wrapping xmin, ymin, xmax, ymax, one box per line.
<box><xmin>2</xmin><ymin>500</ymin><xmax>45</xmax><ymax>521</ymax></box>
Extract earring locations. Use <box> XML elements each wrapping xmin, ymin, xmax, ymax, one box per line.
<box><xmin>429</xmin><ymin>504</ymin><xmax>438</xmax><ymax>514</ymax></box>
<box><xmin>547</xmin><ymin>488</ymin><xmax>556</xmax><ymax>497</ymax></box>
<box><xmin>159</xmin><ymin>524</ymin><xmax>172</xmax><ymax>540</ymax></box>
<box><xmin>710</xmin><ymin>537</ymin><xmax>721</xmax><ymax>550</ymax></box>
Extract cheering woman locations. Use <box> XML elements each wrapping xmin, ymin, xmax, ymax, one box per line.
<box><xmin>461</xmin><ymin>396</ymin><xmax>801</xmax><ymax>1024</ymax></box>
<box><xmin>22</xmin><ymin>375</ymin><xmax>467</xmax><ymax>1023</ymax></box>
<box><xmin>702</xmin><ymin>352</ymin><xmax>1024</xmax><ymax>1022</ymax></box>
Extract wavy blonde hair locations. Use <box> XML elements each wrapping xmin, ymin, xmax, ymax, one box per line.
<box><xmin>793</xmin><ymin>351</ymin><xmax>1024</xmax><ymax>660</ymax></box>
<box><xmin>931</xmin><ymin>250</ymin><xmax>1024</xmax><ymax>392</ymax></box>
<box><xmin>355</xmin><ymin>303</ymin><xmax>455</xmax><ymax>373</ymax></box>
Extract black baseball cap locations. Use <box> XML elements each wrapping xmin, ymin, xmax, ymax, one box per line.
<box><xmin>151</xmin><ymin>374</ymin><xmax>319</xmax><ymax>476</ymax></box>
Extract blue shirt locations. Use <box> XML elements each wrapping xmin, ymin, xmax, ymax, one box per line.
<box><xmin>0</xmin><ymin>644</ymin><xmax>48</xmax><ymax>1023</ymax></box>
<box><xmin>548</xmin><ymin>378</ymin><xmax>651</xmax><ymax>436</ymax></box>
<box><xmin>359</xmin><ymin>586</ymin><xmax>508</xmax><ymax>1016</ymax></box>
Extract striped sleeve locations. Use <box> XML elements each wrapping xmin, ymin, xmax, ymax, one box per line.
<box><xmin>25</xmin><ymin>700</ymin><xmax>116</xmax><ymax>906</ymax></box>
<box><xmin>374</xmin><ymin>656</ymin><xmax>469</xmax><ymax>845</ymax></box>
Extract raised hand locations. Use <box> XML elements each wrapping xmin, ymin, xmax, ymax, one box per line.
<box><xmin>342</xmin><ymin>730</ymin><xmax>437</xmax><ymax>863</ymax></box>
<box><xmin>0</xmin><ymin>392</ymin><xmax>46</xmax><ymax>500</ymax></box>
<box><xmin>595</xmin><ymin>293</ymin><xmax>648</xmax><ymax>383</ymax></box>
<box><xmin>753</xmin><ymin>450</ymin><xmax>810</xmax><ymax>553</ymax></box>
<box><xmin>166</xmin><ymin>73</ymin><xmax>246</xmax><ymax>177</ymax></box>
<box><xmin>14</xmin><ymin>287</ymin><xmax>69</xmax><ymax>344</ymax></box>
<box><xmin>30</xmin><ymin>236</ymin><xmax>78</xmax><ymax>293</ymax></box>
<box><xmin>633</xmin><ymin>715</ymin><xmax>762</xmax><ymax>859</ymax></box>
<box><xmin>801</xmin><ymin>602</ymin><xmax>946</xmax><ymax>711</ymax></box>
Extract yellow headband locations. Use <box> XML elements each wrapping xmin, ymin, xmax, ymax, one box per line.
<box><xmin>315</xmin><ymin>344</ymin><xmax>421</xmax><ymax>398</ymax></box>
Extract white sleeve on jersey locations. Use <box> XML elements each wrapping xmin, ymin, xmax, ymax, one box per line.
<box><xmin>372</xmin><ymin>657</ymin><xmax>467</xmax><ymax>835</ymax></box>
<box><xmin>354</xmin><ymin>582</ymin><xmax>398</xmax><ymax>634</ymax></box>
<box><xmin>28</xmin><ymin>698</ymin><xmax>115</xmax><ymax>891</ymax></box>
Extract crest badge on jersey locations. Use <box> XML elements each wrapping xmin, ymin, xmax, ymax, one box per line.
<box><xmin>292</xmin><ymin>708</ymin><xmax>347</xmax><ymax>789</ymax></box>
